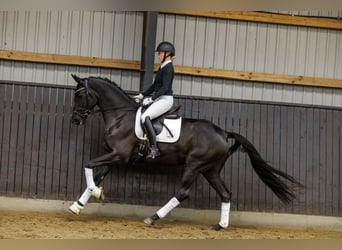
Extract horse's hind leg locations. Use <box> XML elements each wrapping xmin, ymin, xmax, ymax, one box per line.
<box><xmin>202</xmin><ymin>169</ymin><xmax>232</xmax><ymax>231</ymax></box>
<box><xmin>144</xmin><ymin>168</ymin><xmax>198</xmax><ymax>225</ymax></box>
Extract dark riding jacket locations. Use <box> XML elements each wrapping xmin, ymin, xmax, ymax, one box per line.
<box><xmin>143</xmin><ymin>62</ymin><xmax>174</xmax><ymax>101</ymax></box>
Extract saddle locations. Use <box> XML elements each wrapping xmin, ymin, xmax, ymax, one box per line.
<box><xmin>134</xmin><ymin>105</ymin><xmax>182</xmax><ymax>144</ymax></box>
<box><xmin>143</xmin><ymin>105</ymin><xmax>181</xmax><ymax>135</ymax></box>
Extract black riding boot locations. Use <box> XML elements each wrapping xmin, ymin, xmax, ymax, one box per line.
<box><xmin>143</xmin><ymin>117</ymin><xmax>160</xmax><ymax>159</ymax></box>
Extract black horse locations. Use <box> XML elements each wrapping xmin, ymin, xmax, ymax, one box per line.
<box><xmin>69</xmin><ymin>75</ymin><xmax>302</xmax><ymax>230</ymax></box>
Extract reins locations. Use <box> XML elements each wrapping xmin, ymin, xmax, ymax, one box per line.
<box><xmin>73</xmin><ymin>78</ymin><xmax>138</xmax><ymax>119</ymax></box>
<box><xmin>100</xmin><ymin>105</ymin><xmax>138</xmax><ymax>113</ymax></box>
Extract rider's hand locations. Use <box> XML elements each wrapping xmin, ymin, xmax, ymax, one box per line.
<box><xmin>142</xmin><ymin>97</ymin><xmax>153</xmax><ymax>106</ymax></box>
<box><xmin>133</xmin><ymin>93</ymin><xmax>144</xmax><ymax>103</ymax></box>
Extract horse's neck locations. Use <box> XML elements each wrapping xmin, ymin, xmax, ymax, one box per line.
<box><xmin>90</xmin><ymin>79</ymin><xmax>136</xmax><ymax>128</ymax></box>
<box><xmin>102</xmin><ymin>109</ymin><xmax>136</xmax><ymax>132</ymax></box>
<box><xmin>93</xmin><ymin>81</ymin><xmax>135</xmax><ymax>111</ymax></box>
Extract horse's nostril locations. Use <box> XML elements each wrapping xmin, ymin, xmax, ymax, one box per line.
<box><xmin>72</xmin><ymin>119</ymin><xmax>82</xmax><ymax>125</ymax></box>
<box><xmin>72</xmin><ymin>112</ymin><xmax>84</xmax><ymax>125</ymax></box>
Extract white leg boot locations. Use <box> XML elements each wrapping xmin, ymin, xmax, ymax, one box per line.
<box><xmin>218</xmin><ymin>202</ymin><xmax>231</xmax><ymax>228</ymax></box>
<box><xmin>85</xmin><ymin>168</ymin><xmax>104</xmax><ymax>200</ymax></box>
<box><xmin>69</xmin><ymin>201</ymin><xmax>84</xmax><ymax>215</ymax></box>
<box><xmin>156</xmin><ymin>197</ymin><xmax>180</xmax><ymax>218</ymax></box>
<box><xmin>144</xmin><ymin>197</ymin><xmax>180</xmax><ymax>225</ymax></box>
<box><xmin>69</xmin><ymin>168</ymin><xmax>105</xmax><ymax>216</ymax></box>
<box><xmin>212</xmin><ymin>202</ymin><xmax>231</xmax><ymax>230</ymax></box>
<box><xmin>69</xmin><ymin>188</ymin><xmax>92</xmax><ymax>215</ymax></box>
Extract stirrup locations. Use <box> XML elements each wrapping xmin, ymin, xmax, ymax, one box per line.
<box><xmin>147</xmin><ymin>147</ymin><xmax>160</xmax><ymax>159</ymax></box>
<box><xmin>91</xmin><ymin>186</ymin><xmax>105</xmax><ymax>200</ymax></box>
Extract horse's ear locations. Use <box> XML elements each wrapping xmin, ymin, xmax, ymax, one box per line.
<box><xmin>71</xmin><ymin>74</ymin><xmax>81</xmax><ymax>83</ymax></box>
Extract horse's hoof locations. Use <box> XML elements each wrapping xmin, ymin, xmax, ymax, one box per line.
<box><xmin>144</xmin><ymin>217</ymin><xmax>155</xmax><ymax>225</ymax></box>
<box><xmin>91</xmin><ymin>186</ymin><xmax>105</xmax><ymax>200</ymax></box>
<box><xmin>69</xmin><ymin>201</ymin><xmax>83</xmax><ymax>215</ymax></box>
<box><xmin>212</xmin><ymin>224</ymin><xmax>224</xmax><ymax>231</ymax></box>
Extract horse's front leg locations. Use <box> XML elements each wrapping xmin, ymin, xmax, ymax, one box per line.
<box><xmin>69</xmin><ymin>152</ymin><xmax>120</xmax><ymax>215</ymax></box>
<box><xmin>94</xmin><ymin>166</ymin><xmax>112</xmax><ymax>186</ymax></box>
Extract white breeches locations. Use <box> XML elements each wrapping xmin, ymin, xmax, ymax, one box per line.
<box><xmin>141</xmin><ymin>95</ymin><xmax>173</xmax><ymax>123</ymax></box>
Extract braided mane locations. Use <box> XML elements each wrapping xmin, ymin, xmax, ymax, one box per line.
<box><xmin>88</xmin><ymin>76</ymin><xmax>137</xmax><ymax>104</ymax></box>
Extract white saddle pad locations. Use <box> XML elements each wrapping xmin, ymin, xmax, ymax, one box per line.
<box><xmin>135</xmin><ymin>107</ymin><xmax>182</xmax><ymax>143</ymax></box>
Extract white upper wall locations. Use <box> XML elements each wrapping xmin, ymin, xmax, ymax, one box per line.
<box><xmin>0</xmin><ymin>11</ymin><xmax>143</xmax><ymax>89</ymax></box>
<box><xmin>0</xmin><ymin>10</ymin><xmax>341</xmax><ymax>108</ymax></box>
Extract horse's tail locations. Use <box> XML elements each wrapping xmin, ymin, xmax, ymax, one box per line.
<box><xmin>226</xmin><ymin>131</ymin><xmax>303</xmax><ymax>204</ymax></box>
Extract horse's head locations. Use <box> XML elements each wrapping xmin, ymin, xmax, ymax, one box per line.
<box><xmin>71</xmin><ymin>74</ymin><xmax>98</xmax><ymax>125</ymax></box>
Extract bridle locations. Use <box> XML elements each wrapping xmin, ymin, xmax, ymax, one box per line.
<box><xmin>73</xmin><ymin>79</ymin><xmax>138</xmax><ymax>123</ymax></box>
<box><xmin>73</xmin><ymin>79</ymin><xmax>93</xmax><ymax>121</ymax></box>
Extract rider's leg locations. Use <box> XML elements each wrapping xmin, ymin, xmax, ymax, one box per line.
<box><xmin>141</xmin><ymin>95</ymin><xmax>174</xmax><ymax>123</ymax></box>
<box><xmin>143</xmin><ymin>116</ymin><xmax>160</xmax><ymax>158</ymax></box>
<box><xmin>141</xmin><ymin>95</ymin><xmax>173</xmax><ymax>158</ymax></box>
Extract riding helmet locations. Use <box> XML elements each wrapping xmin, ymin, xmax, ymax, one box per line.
<box><xmin>155</xmin><ymin>41</ymin><xmax>175</xmax><ymax>56</ymax></box>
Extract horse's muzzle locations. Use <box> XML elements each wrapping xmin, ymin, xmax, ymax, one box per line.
<box><xmin>72</xmin><ymin>112</ymin><xmax>85</xmax><ymax>125</ymax></box>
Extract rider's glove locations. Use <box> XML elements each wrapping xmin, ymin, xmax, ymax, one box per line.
<box><xmin>133</xmin><ymin>93</ymin><xmax>144</xmax><ymax>103</ymax></box>
<box><xmin>142</xmin><ymin>97</ymin><xmax>153</xmax><ymax>106</ymax></box>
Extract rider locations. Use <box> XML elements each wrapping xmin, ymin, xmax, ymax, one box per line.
<box><xmin>134</xmin><ymin>41</ymin><xmax>175</xmax><ymax>159</ymax></box>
